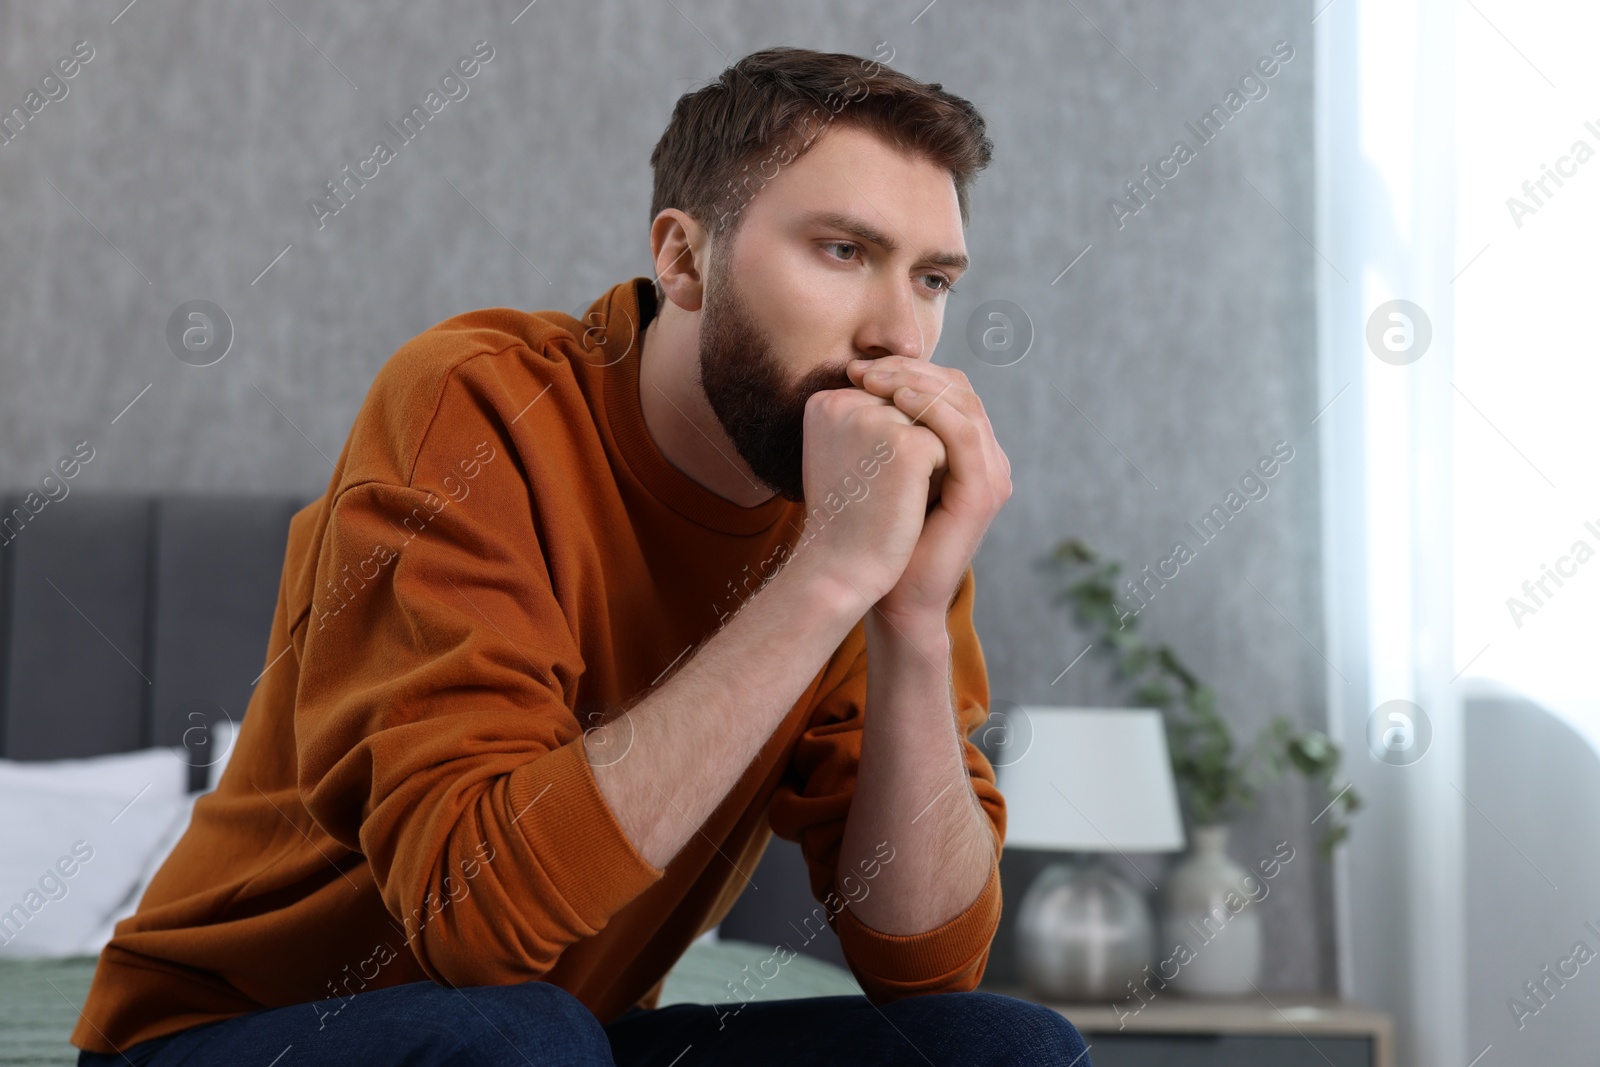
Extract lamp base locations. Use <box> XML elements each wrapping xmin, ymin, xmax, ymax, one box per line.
<box><xmin>1016</xmin><ymin>857</ymin><xmax>1154</xmax><ymax>1002</ymax></box>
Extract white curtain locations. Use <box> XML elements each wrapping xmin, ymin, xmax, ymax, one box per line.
<box><xmin>1315</xmin><ymin>2</ymin><xmax>1464</xmax><ymax>1064</ymax></box>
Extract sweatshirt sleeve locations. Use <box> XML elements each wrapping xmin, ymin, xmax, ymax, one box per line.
<box><xmin>767</xmin><ymin>564</ymin><xmax>1006</xmax><ymax>1004</ymax></box>
<box><xmin>291</xmin><ymin>397</ymin><xmax>665</xmax><ymax>989</ymax></box>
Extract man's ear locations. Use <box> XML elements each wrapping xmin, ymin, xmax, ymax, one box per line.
<box><xmin>651</xmin><ymin>208</ymin><xmax>709</xmax><ymax>312</ymax></box>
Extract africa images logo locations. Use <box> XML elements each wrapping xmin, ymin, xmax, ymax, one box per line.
<box><xmin>308</xmin><ymin>41</ymin><xmax>495</xmax><ymax>231</ymax></box>
<box><xmin>1107</xmin><ymin>40</ymin><xmax>1296</xmax><ymax>229</ymax></box>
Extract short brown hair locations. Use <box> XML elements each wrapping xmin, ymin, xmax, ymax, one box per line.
<box><xmin>648</xmin><ymin>46</ymin><xmax>993</xmax><ymax>303</ymax></box>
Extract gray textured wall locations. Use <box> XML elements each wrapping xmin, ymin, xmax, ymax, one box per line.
<box><xmin>0</xmin><ymin>1</ymin><xmax>1329</xmax><ymax>992</ymax></box>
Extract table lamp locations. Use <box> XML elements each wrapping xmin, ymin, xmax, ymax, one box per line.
<box><xmin>994</xmin><ymin>707</ymin><xmax>1186</xmax><ymax>1001</ymax></box>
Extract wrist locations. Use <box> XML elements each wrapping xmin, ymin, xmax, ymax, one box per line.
<box><xmin>768</xmin><ymin>554</ymin><xmax>873</xmax><ymax>631</ymax></box>
<box><xmin>865</xmin><ymin>605</ymin><xmax>950</xmax><ymax>657</ymax></box>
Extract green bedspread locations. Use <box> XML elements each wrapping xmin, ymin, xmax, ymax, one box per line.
<box><xmin>0</xmin><ymin>956</ymin><xmax>98</xmax><ymax>1067</ymax></box>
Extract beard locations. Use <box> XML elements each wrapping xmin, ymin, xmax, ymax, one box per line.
<box><xmin>697</xmin><ymin>266</ymin><xmax>854</xmax><ymax>504</ymax></box>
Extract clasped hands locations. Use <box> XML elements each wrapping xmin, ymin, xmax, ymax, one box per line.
<box><xmin>843</xmin><ymin>355</ymin><xmax>1012</xmax><ymax>628</ymax></box>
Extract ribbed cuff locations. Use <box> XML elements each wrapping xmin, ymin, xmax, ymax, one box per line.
<box><xmin>834</xmin><ymin>860</ymin><xmax>1001</xmax><ymax>985</ymax></box>
<box><xmin>507</xmin><ymin>740</ymin><xmax>665</xmax><ymax>928</ymax></box>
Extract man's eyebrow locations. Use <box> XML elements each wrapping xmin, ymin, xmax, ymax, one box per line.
<box><xmin>800</xmin><ymin>209</ymin><xmax>969</xmax><ymax>273</ymax></box>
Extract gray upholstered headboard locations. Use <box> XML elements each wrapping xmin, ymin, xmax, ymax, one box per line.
<box><xmin>0</xmin><ymin>489</ymin><xmax>853</xmax><ymax>967</ymax></box>
<box><xmin>0</xmin><ymin>492</ymin><xmax>311</xmax><ymax>791</ymax></box>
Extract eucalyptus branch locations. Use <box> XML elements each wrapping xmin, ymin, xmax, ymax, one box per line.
<box><xmin>1035</xmin><ymin>538</ymin><xmax>1359</xmax><ymax>858</ymax></box>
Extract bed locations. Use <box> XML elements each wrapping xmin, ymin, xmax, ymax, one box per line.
<box><xmin>0</xmin><ymin>492</ymin><xmax>860</xmax><ymax>1064</ymax></box>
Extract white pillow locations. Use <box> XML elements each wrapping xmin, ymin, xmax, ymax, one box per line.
<box><xmin>75</xmin><ymin>791</ymin><xmax>200</xmax><ymax>956</ymax></box>
<box><xmin>0</xmin><ymin>746</ymin><xmax>189</xmax><ymax>959</ymax></box>
<box><xmin>73</xmin><ymin>719</ymin><xmax>240</xmax><ymax>957</ymax></box>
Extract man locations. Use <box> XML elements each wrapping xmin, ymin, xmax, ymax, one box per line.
<box><xmin>72</xmin><ymin>46</ymin><xmax>1089</xmax><ymax>1066</ymax></box>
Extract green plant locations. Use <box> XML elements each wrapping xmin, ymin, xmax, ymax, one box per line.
<box><xmin>1036</xmin><ymin>538</ymin><xmax>1360</xmax><ymax>858</ymax></box>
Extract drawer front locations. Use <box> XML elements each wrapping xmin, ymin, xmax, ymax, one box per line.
<box><xmin>1079</xmin><ymin>1033</ymin><xmax>1372</xmax><ymax>1067</ymax></box>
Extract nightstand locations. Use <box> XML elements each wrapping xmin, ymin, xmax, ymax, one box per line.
<box><xmin>987</xmin><ymin>987</ymin><xmax>1394</xmax><ymax>1067</ymax></box>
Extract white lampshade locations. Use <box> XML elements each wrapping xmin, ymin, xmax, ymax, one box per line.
<box><xmin>994</xmin><ymin>707</ymin><xmax>1186</xmax><ymax>853</ymax></box>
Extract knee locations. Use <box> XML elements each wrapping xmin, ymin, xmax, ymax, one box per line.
<box><xmin>987</xmin><ymin>995</ymin><xmax>1090</xmax><ymax>1063</ymax></box>
<box><xmin>450</xmin><ymin>980</ymin><xmax>612</xmax><ymax>1065</ymax></box>
<box><xmin>893</xmin><ymin>991</ymin><xmax>1089</xmax><ymax>1065</ymax></box>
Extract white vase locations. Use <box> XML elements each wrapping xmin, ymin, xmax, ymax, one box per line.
<box><xmin>1157</xmin><ymin>824</ymin><xmax>1262</xmax><ymax>996</ymax></box>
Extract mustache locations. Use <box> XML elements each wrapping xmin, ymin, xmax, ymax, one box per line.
<box><xmin>798</xmin><ymin>361</ymin><xmax>856</xmax><ymax>399</ymax></box>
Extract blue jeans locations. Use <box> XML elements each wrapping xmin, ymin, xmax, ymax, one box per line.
<box><xmin>76</xmin><ymin>980</ymin><xmax>1092</xmax><ymax>1065</ymax></box>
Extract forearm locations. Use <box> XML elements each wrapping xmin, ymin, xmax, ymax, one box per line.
<box><xmin>836</xmin><ymin>607</ymin><xmax>997</xmax><ymax>935</ymax></box>
<box><xmin>585</xmin><ymin>559</ymin><xmax>863</xmax><ymax>870</ymax></box>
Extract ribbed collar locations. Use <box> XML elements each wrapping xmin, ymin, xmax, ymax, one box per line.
<box><xmin>596</xmin><ymin>277</ymin><xmax>796</xmax><ymax>537</ymax></box>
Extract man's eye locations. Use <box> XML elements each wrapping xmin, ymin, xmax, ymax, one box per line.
<box><xmin>825</xmin><ymin>241</ymin><xmax>858</xmax><ymax>261</ymax></box>
<box><xmin>923</xmin><ymin>273</ymin><xmax>957</xmax><ymax>295</ymax></box>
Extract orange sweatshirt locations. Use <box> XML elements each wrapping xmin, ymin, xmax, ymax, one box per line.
<box><xmin>71</xmin><ymin>276</ymin><xmax>1006</xmax><ymax>1055</ymax></box>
